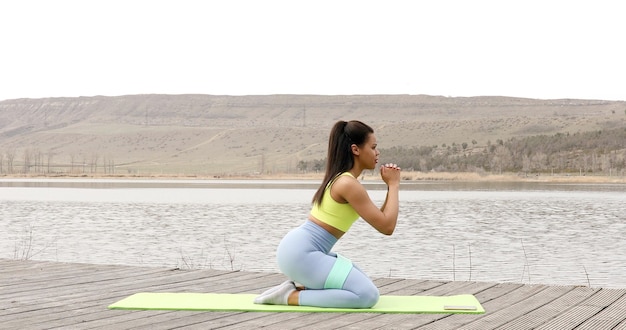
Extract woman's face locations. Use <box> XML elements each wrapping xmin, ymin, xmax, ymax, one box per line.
<box><xmin>355</xmin><ymin>133</ymin><xmax>379</xmax><ymax>170</ymax></box>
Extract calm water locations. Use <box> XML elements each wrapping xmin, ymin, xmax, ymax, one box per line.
<box><xmin>1</xmin><ymin>178</ymin><xmax>625</xmax><ymax>288</ymax></box>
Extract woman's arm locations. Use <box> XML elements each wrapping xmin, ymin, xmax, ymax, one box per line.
<box><xmin>333</xmin><ymin>165</ymin><xmax>400</xmax><ymax>235</ymax></box>
<box><xmin>378</xmin><ymin>165</ymin><xmax>400</xmax><ymax>233</ymax></box>
<box><xmin>380</xmin><ymin>186</ymin><xmax>389</xmax><ymax>212</ymax></box>
<box><xmin>380</xmin><ymin>181</ymin><xmax>399</xmax><ymax>222</ymax></box>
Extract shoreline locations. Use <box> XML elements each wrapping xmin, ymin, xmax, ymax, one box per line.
<box><xmin>1</xmin><ymin>171</ymin><xmax>625</xmax><ymax>184</ymax></box>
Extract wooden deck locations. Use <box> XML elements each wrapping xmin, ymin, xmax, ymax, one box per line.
<box><xmin>1</xmin><ymin>259</ymin><xmax>625</xmax><ymax>329</ymax></box>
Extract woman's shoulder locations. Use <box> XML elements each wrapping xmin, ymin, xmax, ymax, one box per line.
<box><xmin>333</xmin><ymin>172</ymin><xmax>361</xmax><ymax>189</ymax></box>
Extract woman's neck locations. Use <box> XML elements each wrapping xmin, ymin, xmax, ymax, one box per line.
<box><xmin>348</xmin><ymin>165</ymin><xmax>363</xmax><ymax>178</ymax></box>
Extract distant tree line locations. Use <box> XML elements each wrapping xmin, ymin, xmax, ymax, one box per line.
<box><xmin>297</xmin><ymin>128</ymin><xmax>626</xmax><ymax>176</ymax></box>
<box><xmin>3</xmin><ymin>128</ymin><xmax>624</xmax><ymax>177</ymax></box>
<box><xmin>0</xmin><ymin>149</ymin><xmax>116</xmax><ymax>175</ymax></box>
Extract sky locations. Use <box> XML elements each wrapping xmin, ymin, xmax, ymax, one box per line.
<box><xmin>1</xmin><ymin>0</ymin><xmax>625</xmax><ymax>102</ymax></box>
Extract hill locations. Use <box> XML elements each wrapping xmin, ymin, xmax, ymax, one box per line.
<box><xmin>1</xmin><ymin>94</ymin><xmax>624</xmax><ymax>176</ymax></box>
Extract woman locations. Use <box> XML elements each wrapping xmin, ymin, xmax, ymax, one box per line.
<box><xmin>254</xmin><ymin>120</ymin><xmax>400</xmax><ymax>308</ymax></box>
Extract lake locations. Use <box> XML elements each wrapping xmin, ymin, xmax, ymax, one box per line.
<box><xmin>1</xmin><ymin>178</ymin><xmax>625</xmax><ymax>288</ymax></box>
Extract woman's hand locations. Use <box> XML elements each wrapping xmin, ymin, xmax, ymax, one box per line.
<box><xmin>380</xmin><ymin>163</ymin><xmax>401</xmax><ymax>186</ymax></box>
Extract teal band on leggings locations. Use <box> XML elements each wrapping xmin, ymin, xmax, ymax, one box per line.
<box><xmin>324</xmin><ymin>254</ymin><xmax>353</xmax><ymax>289</ymax></box>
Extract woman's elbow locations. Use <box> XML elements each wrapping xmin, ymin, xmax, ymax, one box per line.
<box><xmin>370</xmin><ymin>216</ymin><xmax>397</xmax><ymax>235</ymax></box>
<box><xmin>379</xmin><ymin>224</ymin><xmax>396</xmax><ymax>236</ymax></box>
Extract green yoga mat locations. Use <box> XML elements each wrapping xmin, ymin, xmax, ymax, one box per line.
<box><xmin>108</xmin><ymin>292</ymin><xmax>484</xmax><ymax>314</ymax></box>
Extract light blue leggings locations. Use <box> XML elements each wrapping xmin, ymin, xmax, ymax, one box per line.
<box><xmin>276</xmin><ymin>220</ymin><xmax>380</xmax><ymax>308</ymax></box>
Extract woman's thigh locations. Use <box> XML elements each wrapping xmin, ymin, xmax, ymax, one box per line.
<box><xmin>277</xmin><ymin>228</ymin><xmax>336</xmax><ymax>288</ymax></box>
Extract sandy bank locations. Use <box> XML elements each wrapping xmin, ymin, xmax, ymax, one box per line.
<box><xmin>2</xmin><ymin>171</ymin><xmax>625</xmax><ymax>184</ymax></box>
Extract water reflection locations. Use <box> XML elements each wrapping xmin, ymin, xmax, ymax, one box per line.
<box><xmin>1</xmin><ymin>179</ymin><xmax>624</xmax><ymax>288</ymax></box>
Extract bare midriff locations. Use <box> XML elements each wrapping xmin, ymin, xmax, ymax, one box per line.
<box><xmin>308</xmin><ymin>215</ymin><xmax>345</xmax><ymax>239</ymax></box>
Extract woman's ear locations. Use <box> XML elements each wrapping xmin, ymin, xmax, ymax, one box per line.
<box><xmin>351</xmin><ymin>144</ymin><xmax>360</xmax><ymax>156</ymax></box>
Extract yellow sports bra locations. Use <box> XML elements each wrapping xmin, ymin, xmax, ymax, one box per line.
<box><xmin>310</xmin><ymin>172</ymin><xmax>360</xmax><ymax>232</ymax></box>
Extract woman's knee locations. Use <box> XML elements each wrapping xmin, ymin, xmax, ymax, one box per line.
<box><xmin>355</xmin><ymin>285</ymin><xmax>380</xmax><ymax>308</ymax></box>
<box><xmin>342</xmin><ymin>267</ymin><xmax>380</xmax><ymax>308</ymax></box>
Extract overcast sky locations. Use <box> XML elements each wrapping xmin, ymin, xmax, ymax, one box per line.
<box><xmin>1</xmin><ymin>0</ymin><xmax>624</xmax><ymax>101</ymax></box>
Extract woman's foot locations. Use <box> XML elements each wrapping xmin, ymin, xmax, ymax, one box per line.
<box><xmin>256</xmin><ymin>280</ymin><xmax>293</xmax><ymax>296</ymax></box>
<box><xmin>253</xmin><ymin>280</ymin><xmax>297</xmax><ymax>305</ymax></box>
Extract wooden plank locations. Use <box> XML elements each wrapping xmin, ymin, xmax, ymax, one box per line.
<box><xmin>0</xmin><ymin>265</ymin><xmax>244</xmax><ymax>328</ymax></box>
<box><xmin>534</xmin><ymin>288</ymin><xmax>626</xmax><ymax>330</ymax></box>
<box><xmin>383</xmin><ymin>279</ymin><xmax>448</xmax><ymax>295</ymax></box>
<box><xmin>459</xmin><ymin>285</ymin><xmax>574</xmax><ymax>330</ymax></box>
<box><xmin>79</xmin><ymin>310</ymin><xmax>246</xmax><ymax>330</ymax></box>
<box><xmin>369</xmin><ymin>281</ymin><xmax>499</xmax><ymax>329</ymax></box>
<box><xmin>575</xmin><ymin>290</ymin><xmax>626</xmax><ymax>330</ymax></box>
<box><xmin>496</xmin><ymin>286</ymin><xmax>599</xmax><ymax>330</ymax></box>
<box><xmin>72</xmin><ymin>271</ymin><xmax>279</xmax><ymax>329</ymax></box>
<box><xmin>0</xmin><ymin>261</ymin><xmax>172</xmax><ymax>285</ymax></box>
<box><xmin>0</xmin><ymin>268</ymin><xmax>186</xmax><ymax>327</ymax></box>
<box><xmin>0</xmin><ymin>267</ymin><xmax>166</xmax><ymax>313</ymax></box>
<box><xmin>30</xmin><ymin>280</ymin><xmax>247</xmax><ymax>327</ymax></box>
<box><xmin>339</xmin><ymin>281</ymin><xmax>498</xmax><ymax>330</ymax></box>
<box><xmin>473</xmin><ymin>282</ymin><xmax>526</xmax><ymax>302</ymax></box>
<box><xmin>401</xmin><ymin>281</ymin><xmax>500</xmax><ymax>328</ymax></box>
<box><xmin>613</xmin><ymin>319</ymin><xmax>626</xmax><ymax>330</ymax></box>
<box><xmin>80</xmin><ymin>273</ymin><xmax>286</xmax><ymax>329</ymax></box>
<box><xmin>0</xmin><ymin>266</ymin><xmax>232</xmax><ymax>311</ymax></box>
<box><xmin>257</xmin><ymin>308</ymin><xmax>347</xmax><ymax>329</ymax></box>
<box><xmin>174</xmin><ymin>312</ymin><xmax>284</xmax><ymax>330</ymax></box>
<box><xmin>0</xmin><ymin>264</ymin><xmax>169</xmax><ymax>298</ymax></box>
<box><xmin>0</xmin><ymin>263</ymin><xmax>117</xmax><ymax>289</ymax></box>
<box><xmin>24</xmin><ymin>271</ymin><xmax>279</xmax><ymax>329</ymax></box>
<box><xmin>420</xmin><ymin>283</ymin><xmax>548</xmax><ymax>330</ymax></box>
<box><xmin>417</xmin><ymin>282</ymin><xmax>525</xmax><ymax>330</ymax></box>
<box><xmin>2</xmin><ymin>268</ymin><xmax>173</xmax><ymax>325</ymax></box>
<box><xmin>210</xmin><ymin>311</ymin><xmax>312</xmax><ymax>330</ymax></box>
<box><xmin>373</xmin><ymin>277</ymin><xmax>408</xmax><ymax>288</ymax></box>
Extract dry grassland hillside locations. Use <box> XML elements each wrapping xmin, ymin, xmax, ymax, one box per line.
<box><xmin>1</xmin><ymin>94</ymin><xmax>624</xmax><ymax>176</ymax></box>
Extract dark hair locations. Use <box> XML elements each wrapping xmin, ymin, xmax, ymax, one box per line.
<box><xmin>312</xmin><ymin>120</ymin><xmax>374</xmax><ymax>205</ymax></box>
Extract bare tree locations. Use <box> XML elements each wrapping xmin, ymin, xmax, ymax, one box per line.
<box><xmin>22</xmin><ymin>149</ymin><xmax>31</xmax><ymax>174</ymax></box>
<box><xmin>82</xmin><ymin>154</ymin><xmax>88</xmax><ymax>173</ymax></box>
<box><xmin>6</xmin><ymin>149</ymin><xmax>15</xmax><ymax>174</ymax></box>
<box><xmin>491</xmin><ymin>145</ymin><xmax>512</xmax><ymax>174</ymax></box>
<box><xmin>46</xmin><ymin>151</ymin><xmax>55</xmax><ymax>174</ymax></box>
<box><xmin>91</xmin><ymin>154</ymin><xmax>99</xmax><ymax>173</ymax></box>
<box><xmin>70</xmin><ymin>153</ymin><xmax>76</xmax><ymax>173</ymax></box>
<box><xmin>33</xmin><ymin>149</ymin><xmax>43</xmax><ymax>174</ymax></box>
<box><xmin>522</xmin><ymin>155</ymin><xmax>531</xmax><ymax>173</ymax></box>
<box><xmin>103</xmin><ymin>156</ymin><xmax>115</xmax><ymax>174</ymax></box>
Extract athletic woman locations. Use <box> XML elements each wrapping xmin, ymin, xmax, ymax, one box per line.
<box><xmin>254</xmin><ymin>120</ymin><xmax>400</xmax><ymax>308</ymax></box>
